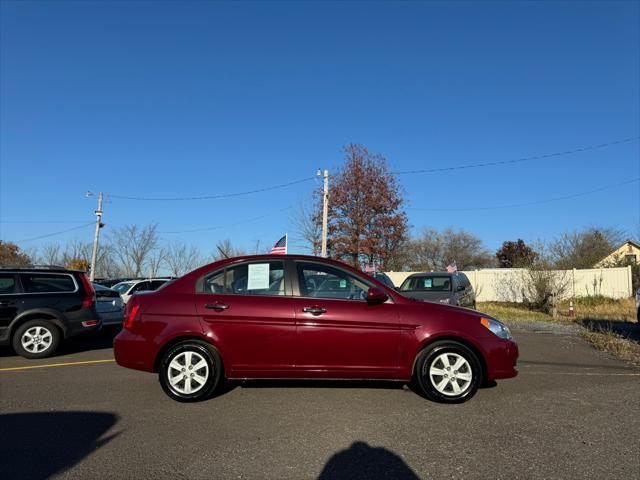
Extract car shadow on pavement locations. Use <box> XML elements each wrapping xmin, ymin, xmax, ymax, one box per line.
<box><xmin>236</xmin><ymin>379</ymin><xmax>408</xmax><ymax>391</ymax></box>
<box><xmin>318</xmin><ymin>441</ymin><xmax>421</xmax><ymax>480</ymax></box>
<box><xmin>0</xmin><ymin>327</ymin><xmax>119</xmax><ymax>358</ymax></box>
<box><xmin>580</xmin><ymin>319</ymin><xmax>640</xmax><ymax>343</ymax></box>
<box><xmin>219</xmin><ymin>378</ymin><xmax>497</xmax><ymax>399</ymax></box>
<box><xmin>0</xmin><ymin>411</ymin><xmax>119</xmax><ymax>480</ymax></box>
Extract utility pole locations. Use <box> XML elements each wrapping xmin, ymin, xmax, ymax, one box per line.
<box><xmin>89</xmin><ymin>192</ymin><xmax>104</xmax><ymax>281</ymax></box>
<box><xmin>320</xmin><ymin>169</ymin><xmax>329</xmax><ymax>258</ymax></box>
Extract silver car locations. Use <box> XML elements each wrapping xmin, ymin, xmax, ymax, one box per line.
<box><xmin>93</xmin><ymin>283</ymin><xmax>125</xmax><ymax>327</ymax></box>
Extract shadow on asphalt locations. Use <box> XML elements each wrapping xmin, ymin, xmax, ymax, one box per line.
<box><xmin>0</xmin><ymin>411</ymin><xmax>119</xmax><ymax>480</ymax></box>
<box><xmin>318</xmin><ymin>441</ymin><xmax>420</xmax><ymax>480</ymax></box>
<box><xmin>580</xmin><ymin>319</ymin><xmax>640</xmax><ymax>343</ymax></box>
<box><xmin>0</xmin><ymin>327</ymin><xmax>119</xmax><ymax>358</ymax></box>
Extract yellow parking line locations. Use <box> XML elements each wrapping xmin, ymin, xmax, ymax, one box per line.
<box><xmin>0</xmin><ymin>359</ymin><xmax>115</xmax><ymax>372</ymax></box>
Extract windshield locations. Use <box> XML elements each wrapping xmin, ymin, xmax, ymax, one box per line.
<box><xmin>400</xmin><ymin>276</ymin><xmax>452</xmax><ymax>292</ymax></box>
<box><xmin>112</xmin><ymin>282</ymin><xmax>134</xmax><ymax>294</ymax></box>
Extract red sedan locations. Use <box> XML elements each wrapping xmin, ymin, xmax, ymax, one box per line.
<box><xmin>114</xmin><ymin>255</ymin><xmax>518</xmax><ymax>403</ymax></box>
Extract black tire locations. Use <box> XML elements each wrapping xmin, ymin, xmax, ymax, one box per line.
<box><xmin>12</xmin><ymin>319</ymin><xmax>61</xmax><ymax>359</ymax></box>
<box><xmin>415</xmin><ymin>340</ymin><xmax>482</xmax><ymax>404</ymax></box>
<box><xmin>159</xmin><ymin>340</ymin><xmax>222</xmax><ymax>402</ymax></box>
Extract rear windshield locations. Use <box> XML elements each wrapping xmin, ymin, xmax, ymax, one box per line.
<box><xmin>21</xmin><ymin>274</ymin><xmax>76</xmax><ymax>293</ymax></box>
<box><xmin>400</xmin><ymin>276</ymin><xmax>452</xmax><ymax>292</ymax></box>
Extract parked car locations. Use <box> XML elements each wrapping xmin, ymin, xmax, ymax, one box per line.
<box><xmin>93</xmin><ymin>283</ymin><xmax>125</xmax><ymax>328</ymax></box>
<box><xmin>399</xmin><ymin>272</ymin><xmax>476</xmax><ymax>309</ymax></box>
<box><xmin>0</xmin><ymin>267</ymin><xmax>99</xmax><ymax>358</ymax></box>
<box><xmin>114</xmin><ymin>255</ymin><xmax>518</xmax><ymax>403</ymax></box>
<box><xmin>112</xmin><ymin>278</ymin><xmax>171</xmax><ymax>304</ymax></box>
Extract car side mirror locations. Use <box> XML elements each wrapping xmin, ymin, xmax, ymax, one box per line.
<box><xmin>457</xmin><ymin>285</ymin><xmax>465</xmax><ymax>291</ymax></box>
<box><xmin>367</xmin><ymin>287</ymin><xmax>388</xmax><ymax>304</ymax></box>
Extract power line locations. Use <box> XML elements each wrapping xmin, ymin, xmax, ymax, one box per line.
<box><xmin>109</xmin><ymin>177</ymin><xmax>315</xmax><ymax>202</ymax></box>
<box><xmin>393</xmin><ymin>136</ymin><xmax>639</xmax><ymax>175</ymax></box>
<box><xmin>158</xmin><ymin>206</ymin><xmax>294</xmax><ymax>234</ymax></box>
<box><xmin>408</xmin><ymin>178</ymin><xmax>639</xmax><ymax>212</ymax></box>
<box><xmin>0</xmin><ymin>220</ymin><xmax>92</xmax><ymax>224</ymax></box>
<box><xmin>17</xmin><ymin>222</ymin><xmax>95</xmax><ymax>243</ymax></box>
<box><xmin>106</xmin><ymin>137</ymin><xmax>638</xmax><ymax>202</ymax></box>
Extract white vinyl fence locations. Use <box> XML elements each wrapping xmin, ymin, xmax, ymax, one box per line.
<box><xmin>385</xmin><ymin>266</ymin><xmax>634</xmax><ymax>302</ymax></box>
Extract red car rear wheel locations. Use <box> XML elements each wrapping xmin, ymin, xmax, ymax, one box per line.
<box><xmin>159</xmin><ymin>340</ymin><xmax>222</xmax><ymax>402</ymax></box>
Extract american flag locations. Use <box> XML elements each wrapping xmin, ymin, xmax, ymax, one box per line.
<box><xmin>270</xmin><ymin>235</ymin><xmax>287</xmax><ymax>255</ymax></box>
<box><xmin>446</xmin><ymin>261</ymin><xmax>457</xmax><ymax>273</ymax></box>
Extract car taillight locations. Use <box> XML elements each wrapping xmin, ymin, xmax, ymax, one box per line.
<box><xmin>123</xmin><ymin>303</ymin><xmax>140</xmax><ymax>331</ymax></box>
<box><xmin>79</xmin><ymin>274</ymin><xmax>96</xmax><ymax>309</ymax></box>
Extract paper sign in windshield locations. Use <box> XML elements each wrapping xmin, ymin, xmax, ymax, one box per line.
<box><xmin>247</xmin><ymin>264</ymin><xmax>270</xmax><ymax>290</ymax></box>
<box><xmin>424</xmin><ymin>278</ymin><xmax>433</xmax><ymax>288</ymax></box>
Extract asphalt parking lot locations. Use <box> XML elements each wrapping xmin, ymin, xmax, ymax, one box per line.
<box><xmin>1</xmin><ymin>325</ymin><xmax>639</xmax><ymax>480</ymax></box>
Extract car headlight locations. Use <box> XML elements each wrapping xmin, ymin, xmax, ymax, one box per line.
<box><xmin>439</xmin><ymin>298</ymin><xmax>451</xmax><ymax>304</ymax></box>
<box><xmin>480</xmin><ymin>317</ymin><xmax>512</xmax><ymax>340</ymax></box>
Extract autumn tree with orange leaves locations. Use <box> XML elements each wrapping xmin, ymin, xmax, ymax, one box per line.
<box><xmin>320</xmin><ymin>144</ymin><xmax>408</xmax><ymax>270</ymax></box>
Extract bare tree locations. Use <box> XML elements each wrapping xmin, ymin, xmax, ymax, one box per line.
<box><xmin>403</xmin><ymin>228</ymin><xmax>494</xmax><ymax>271</ymax></box>
<box><xmin>147</xmin><ymin>247</ymin><xmax>167</xmax><ymax>277</ymax></box>
<box><xmin>40</xmin><ymin>243</ymin><xmax>62</xmax><ymax>266</ymax></box>
<box><xmin>95</xmin><ymin>244</ymin><xmax>123</xmax><ymax>279</ymax></box>
<box><xmin>165</xmin><ymin>242</ymin><xmax>202</xmax><ymax>277</ymax></box>
<box><xmin>61</xmin><ymin>240</ymin><xmax>92</xmax><ymax>268</ymax></box>
<box><xmin>213</xmin><ymin>239</ymin><xmax>246</xmax><ymax>261</ymax></box>
<box><xmin>291</xmin><ymin>201</ymin><xmax>322</xmax><ymax>255</ymax></box>
<box><xmin>109</xmin><ymin>224</ymin><xmax>159</xmax><ymax>277</ymax></box>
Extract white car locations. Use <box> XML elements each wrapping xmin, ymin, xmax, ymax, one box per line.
<box><xmin>112</xmin><ymin>279</ymin><xmax>170</xmax><ymax>304</ymax></box>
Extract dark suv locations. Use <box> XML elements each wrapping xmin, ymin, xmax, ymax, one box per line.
<box><xmin>399</xmin><ymin>272</ymin><xmax>476</xmax><ymax>309</ymax></box>
<box><xmin>0</xmin><ymin>267</ymin><xmax>99</xmax><ymax>358</ymax></box>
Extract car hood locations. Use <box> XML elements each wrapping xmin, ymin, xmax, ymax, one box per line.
<box><xmin>400</xmin><ymin>291</ymin><xmax>455</xmax><ymax>302</ymax></box>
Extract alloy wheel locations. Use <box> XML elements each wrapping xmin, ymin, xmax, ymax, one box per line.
<box><xmin>167</xmin><ymin>351</ymin><xmax>210</xmax><ymax>395</ymax></box>
<box><xmin>427</xmin><ymin>352</ymin><xmax>473</xmax><ymax>396</ymax></box>
<box><xmin>21</xmin><ymin>326</ymin><xmax>53</xmax><ymax>354</ymax></box>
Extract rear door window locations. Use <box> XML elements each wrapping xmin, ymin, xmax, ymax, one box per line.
<box><xmin>203</xmin><ymin>261</ymin><xmax>286</xmax><ymax>296</ymax></box>
<box><xmin>21</xmin><ymin>274</ymin><xmax>76</xmax><ymax>293</ymax></box>
<box><xmin>0</xmin><ymin>274</ymin><xmax>17</xmax><ymax>294</ymax></box>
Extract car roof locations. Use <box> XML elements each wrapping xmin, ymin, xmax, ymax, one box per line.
<box><xmin>0</xmin><ymin>266</ymin><xmax>84</xmax><ymax>274</ymax></box>
<box><xmin>405</xmin><ymin>272</ymin><xmax>454</xmax><ymax>278</ymax></box>
<box><xmin>209</xmin><ymin>254</ymin><xmax>365</xmax><ymax>267</ymax></box>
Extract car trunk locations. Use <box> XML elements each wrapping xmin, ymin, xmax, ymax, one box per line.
<box><xmin>96</xmin><ymin>289</ymin><xmax>123</xmax><ymax>313</ymax></box>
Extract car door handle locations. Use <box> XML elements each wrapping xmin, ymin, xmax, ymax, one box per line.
<box><xmin>0</xmin><ymin>300</ymin><xmax>14</xmax><ymax>307</ymax></box>
<box><xmin>302</xmin><ymin>306</ymin><xmax>326</xmax><ymax>315</ymax></box>
<box><xmin>205</xmin><ymin>303</ymin><xmax>229</xmax><ymax>311</ymax></box>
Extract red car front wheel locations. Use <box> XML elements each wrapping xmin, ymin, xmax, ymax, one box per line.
<box><xmin>415</xmin><ymin>340</ymin><xmax>482</xmax><ymax>403</ymax></box>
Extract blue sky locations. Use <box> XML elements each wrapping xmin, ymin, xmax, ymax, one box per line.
<box><xmin>1</xmin><ymin>0</ymin><xmax>638</xmax><ymax>257</ymax></box>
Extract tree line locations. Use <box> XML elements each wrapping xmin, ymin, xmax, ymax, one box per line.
<box><xmin>0</xmin><ymin>143</ymin><xmax>635</xmax><ymax>279</ymax></box>
<box><xmin>0</xmin><ymin>230</ymin><xmax>254</xmax><ymax>279</ymax></box>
